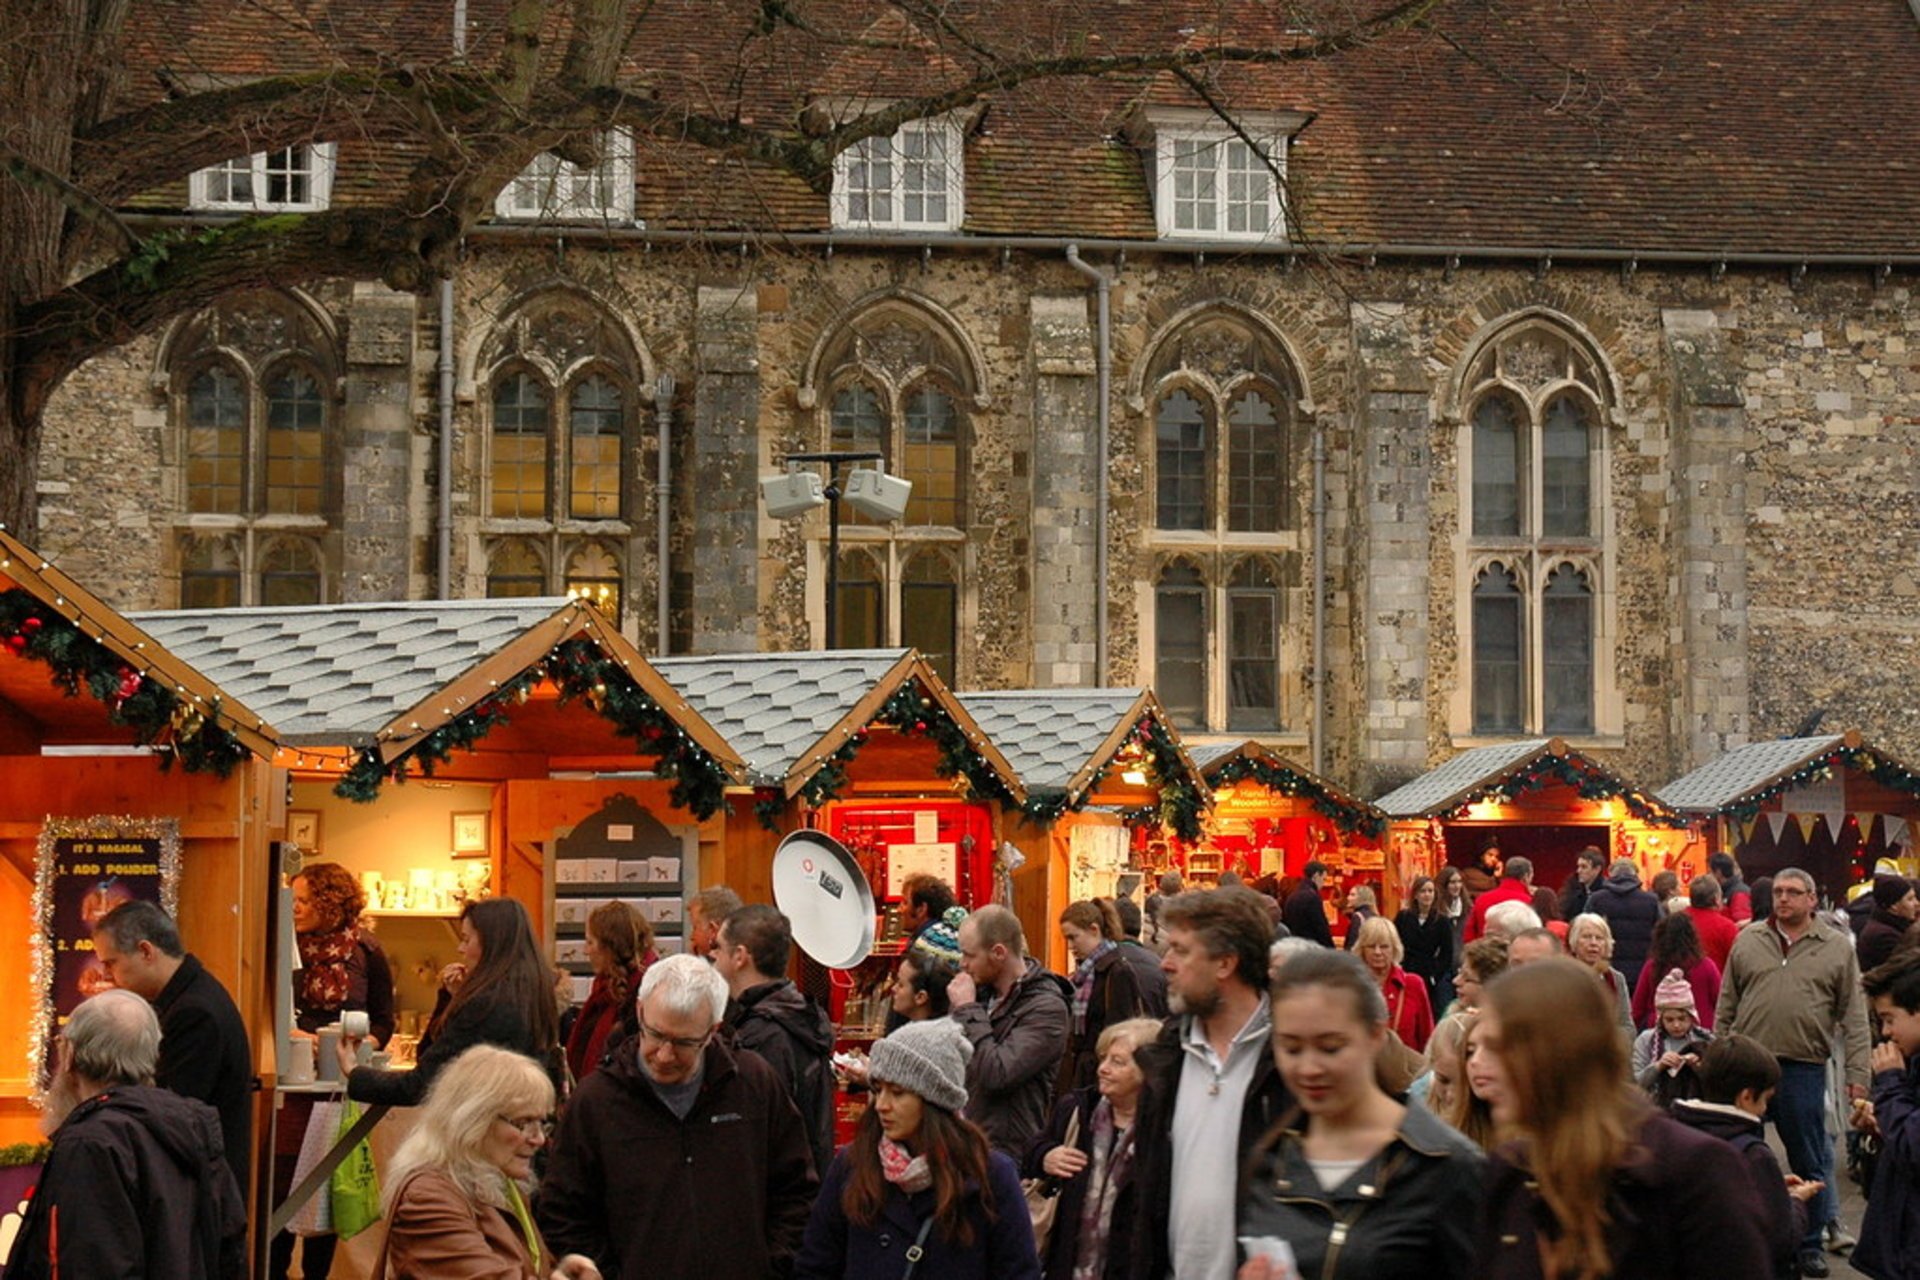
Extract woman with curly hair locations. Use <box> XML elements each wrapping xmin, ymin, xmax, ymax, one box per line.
<box><xmin>565</xmin><ymin>900</ymin><xmax>655</xmax><ymax>1081</ymax></box>
<box><xmin>1470</xmin><ymin>958</ymin><xmax>1770</xmax><ymax>1278</ymax></box>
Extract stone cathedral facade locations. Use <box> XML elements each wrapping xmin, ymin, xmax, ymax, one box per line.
<box><xmin>26</xmin><ymin>1</ymin><xmax>1920</xmax><ymax>794</ymax></box>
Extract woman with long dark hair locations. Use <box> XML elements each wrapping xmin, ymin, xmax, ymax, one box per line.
<box><xmin>1396</xmin><ymin>874</ymin><xmax>1456</xmax><ymax>1012</ymax></box>
<box><xmin>342</xmin><ymin>897</ymin><xmax>562</xmax><ymax>1107</ymax></box>
<box><xmin>1470</xmin><ymin>959</ymin><xmax>1771</xmax><ymax>1278</ymax></box>
<box><xmin>1058</xmin><ymin>898</ymin><xmax>1148</xmax><ymax>1093</ymax></box>
<box><xmin>797</xmin><ymin>1018</ymin><xmax>1040</xmax><ymax>1278</ymax></box>
<box><xmin>1629</xmin><ymin>910</ymin><xmax>1721</xmax><ymax>1031</ymax></box>
<box><xmin>565</xmin><ymin>899</ymin><xmax>655</xmax><ymax>1082</ymax></box>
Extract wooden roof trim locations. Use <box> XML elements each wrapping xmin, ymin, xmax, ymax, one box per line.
<box><xmin>0</xmin><ymin>528</ymin><xmax>279</xmax><ymax>760</ymax></box>
<box><xmin>1202</xmin><ymin>739</ymin><xmax>1384</xmax><ymax>817</ymax></box>
<box><xmin>1068</xmin><ymin>689</ymin><xmax>1204</xmax><ymax>807</ymax></box>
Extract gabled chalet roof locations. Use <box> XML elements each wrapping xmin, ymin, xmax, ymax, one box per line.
<box><xmin>651</xmin><ymin>649</ymin><xmax>1023</xmax><ymax>798</ymax></box>
<box><xmin>129</xmin><ymin>597</ymin><xmax>741</xmax><ymax>771</ymax></box>
<box><xmin>958</xmin><ymin>688</ymin><xmax>1200</xmax><ymax>805</ymax></box>
<box><xmin>1196</xmin><ymin>739</ymin><xmax>1387</xmax><ymax>838</ymax></box>
<box><xmin>1372</xmin><ymin>737</ymin><xmax>1679</xmax><ymax>825</ymax></box>
<box><xmin>1654</xmin><ymin>731</ymin><xmax>1920</xmax><ymax>815</ymax></box>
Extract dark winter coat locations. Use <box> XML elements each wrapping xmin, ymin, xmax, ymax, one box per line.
<box><xmin>1239</xmin><ymin>1102</ymin><xmax>1486</xmax><ymax>1280</ymax></box>
<box><xmin>1282</xmin><ymin>883</ymin><xmax>1334</xmax><ymax>947</ymax></box>
<box><xmin>953</xmin><ymin>957</ymin><xmax>1071</xmax><ymax>1157</ymax></box>
<box><xmin>728</xmin><ymin>977</ymin><xmax>838</xmax><ymax>1181</ymax></box>
<box><xmin>1059</xmin><ymin>947</ymin><xmax>1150</xmax><ymax>1095</ymax></box>
<box><xmin>349</xmin><ymin>987</ymin><xmax>560</xmax><ymax>1108</ymax></box>
<box><xmin>1558</xmin><ymin>872</ymin><xmax>1597</xmax><ymax>923</ymax></box>
<box><xmin>1855</xmin><ymin>1057</ymin><xmax>1920</xmax><ymax>1280</ymax></box>
<box><xmin>1475</xmin><ymin>1109</ymin><xmax>1771</xmax><ymax>1279</ymax></box>
<box><xmin>1116</xmin><ymin>940</ymin><xmax>1169</xmax><ymax>1018</ymax></box>
<box><xmin>1670</xmin><ymin>1100</ymin><xmax>1807</xmax><ymax>1280</ymax></box>
<box><xmin>1021</xmin><ymin>1089</ymin><xmax>1138</xmax><ymax>1280</ymax></box>
<box><xmin>537</xmin><ymin>1032</ymin><xmax>819</xmax><ymax>1279</ymax></box>
<box><xmin>1127</xmin><ymin>1012</ymin><xmax>1293</xmax><ymax>1280</ymax></box>
<box><xmin>1394</xmin><ymin>908</ymin><xmax>1454</xmax><ymax>995</ymax></box>
<box><xmin>2</xmin><ymin>1085</ymin><xmax>247</xmax><ymax>1280</ymax></box>
<box><xmin>1858</xmin><ymin>907</ymin><xmax>1914</xmax><ymax>974</ymax></box>
<box><xmin>795</xmin><ymin>1145</ymin><xmax>1041</xmax><ymax>1280</ymax></box>
<box><xmin>1589</xmin><ymin>871</ymin><xmax>1662</xmax><ymax>991</ymax></box>
<box><xmin>151</xmin><ymin>953</ymin><xmax>253</xmax><ymax>1197</ymax></box>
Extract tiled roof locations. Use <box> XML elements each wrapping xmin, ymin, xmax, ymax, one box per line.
<box><xmin>1186</xmin><ymin>740</ymin><xmax>1248</xmax><ymax>771</ymax></box>
<box><xmin>1373</xmin><ymin>739</ymin><xmax>1559</xmax><ymax>818</ymax></box>
<box><xmin>129</xmin><ymin>597</ymin><xmax>579</xmax><ymax>746</ymax></box>
<box><xmin>1657</xmin><ymin>735</ymin><xmax>1848</xmax><ymax>813</ymax></box>
<box><xmin>958</xmin><ymin>689</ymin><xmax>1152</xmax><ymax>797</ymax></box>
<box><xmin>116</xmin><ymin>0</ymin><xmax>1920</xmax><ymax>256</ymax></box>
<box><xmin>651</xmin><ymin>649</ymin><xmax>915</xmax><ymax>786</ymax></box>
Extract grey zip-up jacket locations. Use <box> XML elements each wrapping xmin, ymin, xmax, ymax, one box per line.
<box><xmin>953</xmin><ymin>956</ymin><xmax>1071</xmax><ymax>1156</ymax></box>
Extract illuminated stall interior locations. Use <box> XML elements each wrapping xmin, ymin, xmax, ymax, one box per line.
<box><xmin>960</xmin><ymin>688</ymin><xmax>1206</xmax><ymax>973</ymax></box>
<box><xmin>1659</xmin><ymin>731</ymin><xmax>1920</xmax><ymax>901</ymax></box>
<box><xmin>1191</xmin><ymin>741</ymin><xmax>1388</xmax><ymax>924</ymax></box>
<box><xmin>1374</xmin><ymin>737</ymin><xmax>1691</xmax><ymax>916</ymax></box>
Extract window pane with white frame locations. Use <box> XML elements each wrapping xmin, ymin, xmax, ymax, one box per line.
<box><xmin>495</xmin><ymin>130</ymin><xmax>636</xmax><ymax>223</ymax></box>
<box><xmin>832</xmin><ymin>119</ymin><xmax>962</xmax><ymax>232</ymax></box>
<box><xmin>190</xmin><ymin>144</ymin><xmax>335</xmax><ymax>212</ymax></box>
<box><xmin>1156</xmin><ymin>130</ymin><xmax>1284</xmax><ymax>241</ymax></box>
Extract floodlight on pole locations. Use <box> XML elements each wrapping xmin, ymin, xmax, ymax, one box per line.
<box><xmin>759</xmin><ymin>451</ymin><xmax>912</xmax><ymax>649</ymax></box>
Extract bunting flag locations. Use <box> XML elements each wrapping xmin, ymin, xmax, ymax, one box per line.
<box><xmin>1740</xmin><ymin>815</ymin><xmax>1759</xmax><ymax>845</ymax></box>
<box><xmin>1795</xmin><ymin>813</ymin><xmax>1819</xmax><ymax>842</ymax></box>
<box><xmin>1766</xmin><ymin>812</ymin><xmax>1790</xmax><ymax>843</ymax></box>
<box><xmin>1888</xmin><ymin>817</ymin><xmax>1910</xmax><ymax>850</ymax></box>
<box><xmin>1854</xmin><ymin>813</ymin><xmax>1879</xmax><ymax>844</ymax></box>
<box><xmin>1821</xmin><ymin>812</ymin><xmax>1845</xmax><ymax>840</ymax></box>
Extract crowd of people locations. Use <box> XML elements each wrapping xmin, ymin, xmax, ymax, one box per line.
<box><xmin>11</xmin><ymin>852</ymin><xmax>1920</xmax><ymax>1280</ymax></box>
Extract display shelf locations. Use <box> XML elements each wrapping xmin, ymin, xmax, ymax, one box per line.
<box><xmin>365</xmin><ymin>908</ymin><xmax>461</xmax><ymax>919</ymax></box>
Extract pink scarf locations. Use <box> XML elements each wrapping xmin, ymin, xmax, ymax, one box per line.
<box><xmin>877</xmin><ymin>1136</ymin><xmax>933</xmax><ymax>1194</ymax></box>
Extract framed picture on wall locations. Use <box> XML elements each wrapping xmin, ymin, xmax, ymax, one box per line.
<box><xmin>288</xmin><ymin>810</ymin><xmax>321</xmax><ymax>851</ymax></box>
<box><xmin>452</xmin><ymin>812</ymin><xmax>489</xmax><ymax>858</ymax></box>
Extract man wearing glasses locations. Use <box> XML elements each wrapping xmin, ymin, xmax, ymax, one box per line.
<box><xmin>1717</xmin><ymin>866</ymin><xmax>1873</xmax><ymax>1278</ymax></box>
<box><xmin>538</xmin><ymin>953</ymin><xmax>818</xmax><ymax>1279</ymax></box>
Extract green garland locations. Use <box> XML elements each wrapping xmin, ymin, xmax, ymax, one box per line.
<box><xmin>1449</xmin><ymin>752</ymin><xmax>1687</xmax><ymax>828</ymax></box>
<box><xmin>1018</xmin><ymin>712</ymin><xmax>1207</xmax><ymax>843</ymax></box>
<box><xmin>1211</xmin><ymin>755</ymin><xmax>1389</xmax><ymax>839</ymax></box>
<box><xmin>0</xmin><ymin>1141</ymin><xmax>50</xmax><ymax>1169</ymax></box>
<box><xmin>333</xmin><ymin>636</ymin><xmax>730</xmax><ymax>819</ymax></box>
<box><xmin>1721</xmin><ymin>745</ymin><xmax>1920</xmax><ymax>823</ymax></box>
<box><xmin>0</xmin><ymin>587</ymin><xmax>250</xmax><ymax>777</ymax></box>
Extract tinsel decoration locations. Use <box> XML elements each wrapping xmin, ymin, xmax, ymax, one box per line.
<box><xmin>1445</xmin><ymin>752</ymin><xmax>1688</xmax><ymax>828</ymax></box>
<box><xmin>28</xmin><ymin>816</ymin><xmax>182</xmax><ymax>1102</ymax></box>
<box><xmin>332</xmin><ymin>636</ymin><xmax>731</xmax><ymax>819</ymax></box>
<box><xmin>1020</xmin><ymin>712</ymin><xmax>1207</xmax><ymax>843</ymax></box>
<box><xmin>0</xmin><ymin>588</ymin><xmax>250</xmax><ymax>777</ymax></box>
<box><xmin>1211</xmin><ymin>755</ymin><xmax>1390</xmax><ymax>839</ymax></box>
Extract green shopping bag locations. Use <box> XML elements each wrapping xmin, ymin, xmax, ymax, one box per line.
<box><xmin>329</xmin><ymin>1100</ymin><xmax>382</xmax><ymax>1240</ymax></box>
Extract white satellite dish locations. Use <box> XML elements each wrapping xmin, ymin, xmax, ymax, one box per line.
<box><xmin>772</xmin><ymin>829</ymin><xmax>877</xmax><ymax>970</ymax></box>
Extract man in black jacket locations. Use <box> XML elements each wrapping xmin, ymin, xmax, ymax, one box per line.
<box><xmin>539</xmin><ymin>954</ymin><xmax>817</xmax><ymax>1279</ymax></box>
<box><xmin>1281</xmin><ymin>860</ymin><xmax>1335</xmax><ymax>946</ymax></box>
<box><xmin>1558</xmin><ymin>846</ymin><xmax>1606</xmax><ymax>921</ymax></box>
<box><xmin>1588</xmin><ymin>858</ymin><xmax>1662</xmax><ymax>991</ymax></box>
<box><xmin>713</xmin><ymin>903</ymin><xmax>837</xmax><ymax>1179</ymax></box>
<box><xmin>950</xmin><ymin>904</ymin><xmax>1071</xmax><ymax>1156</ymax></box>
<box><xmin>5</xmin><ymin>989</ymin><xmax>246</xmax><ymax>1279</ymax></box>
<box><xmin>91</xmin><ymin>899</ymin><xmax>252</xmax><ymax>1198</ymax></box>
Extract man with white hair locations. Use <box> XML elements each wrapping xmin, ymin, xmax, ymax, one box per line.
<box><xmin>4</xmin><ymin>989</ymin><xmax>246</xmax><ymax>1279</ymax></box>
<box><xmin>1481</xmin><ymin>898</ymin><xmax>1543</xmax><ymax>942</ymax></box>
<box><xmin>538</xmin><ymin>953</ymin><xmax>817</xmax><ymax>1279</ymax></box>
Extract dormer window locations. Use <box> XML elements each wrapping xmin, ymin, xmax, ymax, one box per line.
<box><xmin>494</xmin><ymin>129</ymin><xmax>636</xmax><ymax>224</ymax></box>
<box><xmin>830</xmin><ymin>117</ymin><xmax>964</xmax><ymax>232</ymax></box>
<box><xmin>1138</xmin><ymin>107</ymin><xmax>1309</xmax><ymax>243</ymax></box>
<box><xmin>190</xmin><ymin>144</ymin><xmax>336</xmax><ymax>212</ymax></box>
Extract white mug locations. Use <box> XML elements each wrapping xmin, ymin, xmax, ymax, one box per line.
<box><xmin>282</xmin><ymin>1036</ymin><xmax>316</xmax><ymax>1085</ymax></box>
<box><xmin>316</xmin><ymin>1025</ymin><xmax>342</xmax><ymax>1082</ymax></box>
<box><xmin>340</xmin><ymin>1010</ymin><xmax>370</xmax><ymax>1039</ymax></box>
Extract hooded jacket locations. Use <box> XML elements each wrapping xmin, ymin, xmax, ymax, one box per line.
<box><xmin>1856</xmin><ymin>1057</ymin><xmax>1920</xmax><ymax>1280</ymax></box>
<box><xmin>536</xmin><ymin>1032</ymin><xmax>819</xmax><ymax>1279</ymax></box>
<box><xmin>1858</xmin><ymin>906</ymin><xmax>1914</xmax><ymax>973</ymax></box>
<box><xmin>727</xmin><ymin>977</ymin><xmax>837</xmax><ymax>1181</ymax></box>
<box><xmin>1589</xmin><ymin>871</ymin><xmax>1661</xmax><ymax>990</ymax></box>
<box><xmin>3</xmin><ymin>1084</ymin><xmax>247</xmax><ymax>1280</ymax></box>
<box><xmin>952</xmin><ymin>956</ymin><xmax>1071</xmax><ymax>1157</ymax></box>
<box><xmin>1669</xmin><ymin>1100</ymin><xmax>1805</xmax><ymax>1280</ymax></box>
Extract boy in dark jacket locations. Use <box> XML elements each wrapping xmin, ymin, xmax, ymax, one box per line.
<box><xmin>1671</xmin><ymin>1034</ymin><xmax>1817</xmax><ymax>1280</ymax></box>
<box><xmin>1855</xmin><ymin>955</ymin><xmax>1920</xmax><ymax>1280</ymax></box>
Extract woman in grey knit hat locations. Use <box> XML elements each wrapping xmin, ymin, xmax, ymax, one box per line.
<box><xmin>795</xmin><ymin>1017</ymin><xmax>1040</xmax><ymax>1279</ymax></box>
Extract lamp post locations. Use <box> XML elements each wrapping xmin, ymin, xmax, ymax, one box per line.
<box><xmin>761</xmin><ymin>451</ymin><xmax>911</xmax><ymax>649</ymax></box>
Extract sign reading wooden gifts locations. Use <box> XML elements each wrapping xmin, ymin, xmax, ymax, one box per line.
<box><xmin>27</xmin><ymin>816</ymin><xmax>181</xmax><ymax>1093</ymax></box>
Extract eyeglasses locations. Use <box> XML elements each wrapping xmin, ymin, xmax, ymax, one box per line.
<box><xmin>640</xmin><ymin>1021</ymin><xmax>714</xmax><ymax>1054</ymax></box>
<box><xmin>496</xmin><ymin>1114</ymin><xmax>554</xmax><ymax>1139</ymax></box>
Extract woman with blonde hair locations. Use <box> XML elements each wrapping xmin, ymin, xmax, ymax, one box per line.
<box><xmin>378</xmin><ymin>1044</ymin><xmax>601</xmax><ymax>1279</ymax></box>
<box><xmin>1057</xmin><ymin>898</ymin><xmax>1148</xmax><ymax>1092</ymax></box>
<box><xmin>1353</xmin><ymin>914</ymin><xmax>1435</xmax><ymax>1052</ymax></box>
<box><xmin>564</xmin><ymin>900</ymin><xmax>655</xmax><ymax>1082</ymax></box>
<box><xmin>1566</xmin><ymin>913</ymin><xmax>1635</xmax><ymax>1041</ymax></box>
<box><xmin>1469</xmin><ymin>958</ymin><xmax>1770</xmax><ymax>1278</ymax></box>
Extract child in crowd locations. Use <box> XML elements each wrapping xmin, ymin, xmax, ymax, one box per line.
<box><xmin>1671</xmin><ymin>1035</ymin><xmax>1819</xmax><ymax>1280</ymax></box>
<box><xmin>1630</xmin><ymin>968</ymin><xmax>1712</xmax><ymax>1108</ymax></box>
<box><xmin>1854</xmin><ymin>955</ymin><xmax>1920</xmax><ymax>1280</ymax></box>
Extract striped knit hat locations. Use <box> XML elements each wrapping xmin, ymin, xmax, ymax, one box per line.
<box><xmin>908</xmin><ymin>905</ymin><xmax>967</xmax><ymax>975</ymax></box>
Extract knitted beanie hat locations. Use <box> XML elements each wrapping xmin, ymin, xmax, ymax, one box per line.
<box><xmin>1653</xmin><ymin>967</ymin><xmax>1698</xmax><ymax>1017</ymax></box>
<box><xmin>909</xmin><ymin>905</ymin><xmax>968</xmax><ymax>975</ymax></box>
<box><xmin>868</xmin><ymin>1016</ymin><xmax>972</xmax><ymax>1112</ymax></box>
<box><xmin>1873</xmin><ymin>873</ymin><xmax>1914</xmax><ymax>911</ymax></box>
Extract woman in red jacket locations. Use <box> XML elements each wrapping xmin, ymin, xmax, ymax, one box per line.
<box><xmin>565</xmin><ymin>900</ymin><xmax>655</xmax><ymax>1081</ymax></box>
<box><xmin>1354</xmin><ymin>914</ymin><xmax>1435</xmax><ymax>1052</ymax></box>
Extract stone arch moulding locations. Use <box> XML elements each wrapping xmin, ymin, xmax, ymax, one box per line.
<box><xmin>1125</xmin><ymin>299</ymin><xmax>1316</xmax><ymax>415</ymax></box>
<box><xmin>795</xmin><ymin>287</ymin><xmax>991</xmax><ymax>412</ymax></box>
<box><xmin>1440</xmin><ymin>305</ymin><xmax>1626</xmax><ymax>429</ymax></box>
<box><xmin>460</xmin><ymin>281</ymin><xmax>658</xmax><ymax>402</ymax></box>
<box><xmin>150</xmin><ymin>286</ymin><xmax>342</xmax><ymax>398</ymax></box>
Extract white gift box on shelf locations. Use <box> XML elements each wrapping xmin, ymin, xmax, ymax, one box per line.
<box><xmin>648</xmin><ymin>857</ymin><xmax>681</xmax><ymax>883</ymax></box>
<box><xmin>617</xmin><ymin>860</ymin><xmax>651</xmax><ymax>884</ymax></box>
<box><xmin>554</xmin><ymin>899</ymin><xmax>589</xmax><ymax>926</ymax></box>
<box><xmin>655</xmin><ymin>937</ymin><xmax>684</xmax><ymax>956</ymax></box>
<box><xmin>585</xmin><ymin>860</ymin><xmax>618</xmax><ymax>883</ymax></box>
<box><xmin>555</xmin><ymin>859</ymin><xmax>588</xmax><ymax>884</ymax></box>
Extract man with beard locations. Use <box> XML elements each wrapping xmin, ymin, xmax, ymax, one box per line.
<box><xmin>4</xmin><ymin>989</ymin><xmax>246</xmax><ymax>1279</ymax></box>
<box><xmin>1129</xmin><ymin>887</ymin><xmax>1291</xmax><ymax>1280</ymax></box>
